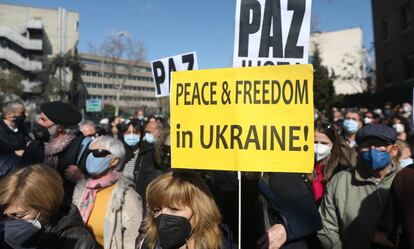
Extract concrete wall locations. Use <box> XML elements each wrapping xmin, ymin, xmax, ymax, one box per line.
<box><xmin>310</xmin><ymin>28</ymin><xmax>367</xmax><ymax>95</ymax></box>
<box><xmin>0</xmin><ymin>3</ymin><xmax>79</xmax><ymax>54</ymax></box>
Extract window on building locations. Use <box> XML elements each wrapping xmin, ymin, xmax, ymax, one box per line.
<box><xmin>382</xmin><ymin>16</ymin><xmax>390</xmax><ymax>41</ymax></box>
<box><xmin>401</xmin><ymin>2</ymin><xmax>412</xmax><ymax>31</ymax></box>
<box><xmin>404</xmin><ymin>53</ymin><xmax>414</xmax><ymax>79</ymax></box>
<box><xmin>384</xmin><ymin>60</ymin><xmax>393</xmax><ymax>83</ymax></box>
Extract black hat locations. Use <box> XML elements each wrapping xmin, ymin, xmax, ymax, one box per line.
<box><xmin>40</xmin><ymin>101</ymin><xmax>82</xmax><ymax>128</ymax></box>
<box><xmin>356</xmin><ymin>124</ymin><xmax>397</xmax><ymax>145</ymax></box>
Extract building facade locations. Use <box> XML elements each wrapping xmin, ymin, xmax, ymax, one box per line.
<box><xmin>79</xmin><ymin>53</ymin><xmax>160</xmax><ymax>114</ymax></box>
<box><xmin>0</xmin><ymin>3</ymin><xmax>79</xmax><ymax>94</ymax></box>
<box><xmin>310</xmin><ymin>28</ymin><xmax>369</xmax><ymax>95</ymax></box>
<box><xmin>372</xmin><ymin>0</ymin><xmax>414</xmax><ymax>89</ymax></box>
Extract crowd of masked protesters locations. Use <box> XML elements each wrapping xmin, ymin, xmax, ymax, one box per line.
<box><xmin>0</xmin><ymin>98</ymin><xmax>414</xmax><ymax>249</ymax></box>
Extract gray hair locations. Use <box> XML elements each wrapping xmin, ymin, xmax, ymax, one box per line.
<box><xmin>90</xmin><ymin>135</ymin><xmax>125</xmax><ymax>168</ymax></box>
<box><xmin>80</xmin><ymin>120</ymin><xmax>96</xmax><ymax>127</ymax></box>
<box><xmin>2</xmin><ymin>99</ymin><xmax>24</xmax><ymax>116</ymax></box>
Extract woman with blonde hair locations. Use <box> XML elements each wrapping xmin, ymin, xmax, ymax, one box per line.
<box><xmin>142</xmin><ymin>170</ymin><xmax>234</xmax><ymax>249</ymax></box>
<box><xmin>0</xmin><ymin>164</ymin><xmax>96</xmax><ymax>249</ymax></box>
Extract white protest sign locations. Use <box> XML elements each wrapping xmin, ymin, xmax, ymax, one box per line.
<box><xmin>233</xmin><ymin>0</ymin><xmax>312</xmax><ymax>67</ymax></box>
<box><xmin>151</xmin><ymin>52</ymin><xmax>198</xmax><ymax>97</ymax></box>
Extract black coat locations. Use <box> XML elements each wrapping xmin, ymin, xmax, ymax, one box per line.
<box><xmin>0</xmin><ymin>204</ymin><xmax>96</xmax><ymax>249</ymax></box>
<box><xmin>57</xmin><ymin>134</ymin><xmax>92</xmax><ymax>205</ymax></box>
<box><xmin>133</xmin><ymin>141</ymin><xmax>162</xmax><ymax>215</ymax></box>
<box><xmin>242</xmin><ymin>173</ymin><xmax>322</xmax><ymax>249</ymax></box>
<box><xmin>0</xmin><ymin>119</ymin><xmax>28</xmax><ymax>153</ymax></box>
<box><xmin>36</xmin><ymin>204</ymin><xmax>97</xmax><ymax>249</ymax></box>
<box><xmin>267</xmin><ymin>173</ymin><xmax>322</xmax><ymax>249</ymax></box>
<box><xmin>372</xmin><ymin>165</ymin><xmax>414</xmax><ymax>249</ymax></box>
<box><xmin>0</xmin><ymin>120</ymin><xmax>29</xmax><ymax>178</ymax></box>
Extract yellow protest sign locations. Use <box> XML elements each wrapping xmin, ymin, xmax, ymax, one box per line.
<box><xmin>170</xmin><ymin>64</ymin><xmax>314</xmax><ymax>173</ymax></box>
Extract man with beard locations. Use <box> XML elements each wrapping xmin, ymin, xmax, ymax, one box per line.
<box><xmin>32</xmin><ymin>101</ymin><xmax>89</xmax><ymax>203</ymax></box>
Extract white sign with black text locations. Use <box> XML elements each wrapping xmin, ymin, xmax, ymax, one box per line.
<box><xmin>233</xmin><ymin>0</ymin><xmax>312</xmax><ymax>67</ymax></box>
<box><xmin>151</xmin><ymin>52</ymin><xmax>198</xmax><ymax>97</ymax></box>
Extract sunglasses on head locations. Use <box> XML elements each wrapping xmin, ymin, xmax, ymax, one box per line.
<box><xmin>90</xmin><ymin>149</ymin><xmax>111</xmax><ymax>158</ymax></box>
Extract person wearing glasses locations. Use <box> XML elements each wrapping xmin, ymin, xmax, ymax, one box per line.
<box><xmin>72</xmin><ymin>135</ymin><xmax>143</xmax><ymax>249</ymax></box>
<box><xmin>0</xmin><ymin>164</ymin><xmax>96</xmax><ymax>249</ymax></box>
<box><xmin>318</xmin><ymin>124</ymin><xmax>400</xmax><ymax>249</ymax></box>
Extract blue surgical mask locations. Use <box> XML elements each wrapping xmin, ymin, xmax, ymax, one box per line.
<box><xmin>399</xmin><ymin>158</ymin><xmax>413</xmax><ymax>168</ymax></box>
<box><xmin>124</xmin><ymin>134</ymin><xmax>140</xmax><ymax>147</ymax></box>
<box><xmin>143</xmin><ymin>133</ymin><xmax>156</xmax><ymax>144</ymax></box>
<box><xmin>343</xmin><ymin>119</ymin><xmax>359</xmax><ymax>134</ymax></box>
<box><xmin>360</xmin><ymin>148</ymin><xmax>392</xmax><ymax>170</ymax></box>
<box><xmin>86</xmin><ymin>153</ymin><xmax>111</xmax><ymax>176</ymax></box>
<box><xmin>4</xmin><ymin>213</ymin><xmax>42</xmax><ymax>249</ymax></box>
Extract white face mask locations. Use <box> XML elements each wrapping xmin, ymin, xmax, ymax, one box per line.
<box><xmin>399</xmin><ymin>158</ymin><xmax>413</xmax><ymax>168</ymax></box>
<box><xmin>403</xmin><ymin>105</ymin><xmax>412</xmax><ymax>113</ymax></box>
<box><xmin>364</xmin><ymin>117</ymin><xmax>372</xmax><ymax>124</ymax></box>
<box><xmin>393</xmin><ymin>123</ymin><xmax>405</xmax><ymax>133</ymax></box>
<box><xmin>314</xmin><ymin>143</ymin><xmax>332</xmax><ymax>162</ymax></box>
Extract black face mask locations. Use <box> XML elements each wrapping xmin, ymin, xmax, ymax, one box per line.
<box><xmin>14</xmin><ymin>112</ymin><xmax>26</xmax><ymax>126</ymax></box>
<box><xmin>32</xmin><ymin>123</ymin><xmax>50</xmax><ymax>142</ymax></box>
<box><xmin>155</xmin><ymin>214</ymin><xmax>192</xmax><ymax>249</ymax></box>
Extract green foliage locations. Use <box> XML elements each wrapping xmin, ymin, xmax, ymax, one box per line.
<box><xmin>0</xmin><ymin>70</ymin><xmax>24</xmax><ymax>104</ymax></box>
<box><xmin>312</xmin><ymin>46</ymin><xmax>335</xmax><ymax>114</ymax></box>
<box><xmin>102</xmin><ymin>104</ymin><xmax>116</xmax><ymax>117</ymax></box>
<box><xmin>37</xmin><ymin>50</ymin><xmax>84</xmax><ymax>104</ymax></box>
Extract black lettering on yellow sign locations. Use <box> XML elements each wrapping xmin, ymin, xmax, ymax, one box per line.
<box><xmin>235</xmin><ymin>79</ymin><xmax>308</xmax><ymax>105</ymax></box>
<box><xmin>176</xmin><ymin>79</ymin><xmax>308</xmax><ymax>106</ymax></box>
<box><xmin>175</xmin><ymin>124</ymin><xmax>309</xmax><ymax>152</ymax></box>
<box><xmin>176</xmin><ymin>81</ymin><xmax>218</xmax><ymax>106</ymax></box>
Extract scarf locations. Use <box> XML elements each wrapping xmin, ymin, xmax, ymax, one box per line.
<box><xmin>44</xmin><ymin>132</ymin><xmax>76</xmax><ymax>168</ymax></box>
<box><xmin>78</xmin><ymin>171</ymin><xmax>119</xmax><ymax>223</ymax></box>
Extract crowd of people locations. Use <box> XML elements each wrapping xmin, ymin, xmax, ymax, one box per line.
<box><xmin>0</xmin><ymin>98</ymin><xmax>414</xmax><ymax>249</ymax></box>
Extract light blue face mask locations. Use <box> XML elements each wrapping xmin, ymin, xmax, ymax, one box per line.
<box><xmin>399</xmin><ymin>158</ymin><xmax>413</xmax><ymax>168</ymax></box>
<box><xmin>86</xmin><ymin>153</ymin><xmax>111</xmax><ymax>176</ymax></box>
<box><xmin>343</xmin><ymin>119</ymin><xmax>359</xmax><ymax>134</ymax></box>
<box><xmin>124</xmin><ymin>134</ymin><xmax>140</xmax><ymax>147</ymax></box>
<box><xmin>143</xmin><ymin>133</ymin><xmax>156</xmax><ymax>144</ymax></box>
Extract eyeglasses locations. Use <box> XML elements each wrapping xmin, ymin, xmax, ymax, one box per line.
<box><xmin>90</xmin><ymin>149</ymin><xmax>111</xmax><ymax>158</ymax></box>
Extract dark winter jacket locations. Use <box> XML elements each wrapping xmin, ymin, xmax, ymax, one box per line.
<box><xmin>134</xmin><ymin>141</ymin><xmax>162</xmax><ymax>214</ymax></box>
<box><xmin>0</xmin><ymin>120</ymin><xmax>29</xmax><ymax>179</ymax></box>
<box><xmin>242</xmin><ymin>173</ymin><xmax>322</xmax><ymax>249</ymax></box>
<box><xmin>0</xmin><ymin>204</ymin><xmax>96</xmax><ymax>249</ymax></box>
<box><xmin>37</xmin><ymin>204</ymin><xmax>97</xmax><ymax>249</ymax></box>
<box><xmin>372</xmin><ymin>164</ymin><xmax>414</xmax><ymax>249</ymax></box>
<box><xmin>0</xmin><ymin>119</ymin><xmax>28</xmax><ymax>153</ymax></box>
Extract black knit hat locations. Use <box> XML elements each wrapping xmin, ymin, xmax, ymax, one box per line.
<box><xmin>40</xmin><ymin>101</ymin><xmax>82</xmax><ymax>128</ymax></box>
